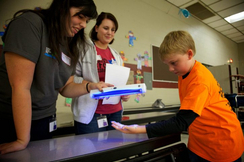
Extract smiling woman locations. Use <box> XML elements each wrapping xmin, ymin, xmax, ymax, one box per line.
<box><xmin>71</xmin><ymin>12</ymin><xmax>130</xmax><ymax>135</ymax></box>
<box><xmin>0</xmin><ymin>0</ymin><xmax>116</xmax><ymax>155</ymax></box>
<box><xmin>68</xmin><ymin>8</ymin><xmax>91</xmax><ymax>37</ymax></box>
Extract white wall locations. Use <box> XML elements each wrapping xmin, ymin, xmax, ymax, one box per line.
<box><xmin>0</xmin><ymin>0</ymin><xmax>241</xmax><ymax>67</ymax></box>
<box><xmin>0</xmin><ymin>0</ymin><xmax>243</xmax><ymax>124</ymax></box>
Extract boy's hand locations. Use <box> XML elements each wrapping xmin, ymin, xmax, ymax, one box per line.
<box><xmin>111</xmin><ymin>121</ymin><xmax>146</xmax><ymax>134</ymax></box>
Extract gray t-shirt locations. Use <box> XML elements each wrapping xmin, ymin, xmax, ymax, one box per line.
<box><xmin>0</xmin><ymin>12</ymin><xmax>74</xmax><ymax>120</ymax></box>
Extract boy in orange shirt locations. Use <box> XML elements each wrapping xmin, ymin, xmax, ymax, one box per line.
<box><xmin>112</xmin><ymin>30</ymin><xmax>244</xmax><ymax>162</ymax></box>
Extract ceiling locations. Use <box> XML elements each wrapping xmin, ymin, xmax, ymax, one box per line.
<box><xmin>166</xmin><ymin>0</ymin><xmax>244</xmax><ymax>43</ymax></box>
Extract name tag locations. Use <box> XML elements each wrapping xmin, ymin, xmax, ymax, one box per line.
<box><xmin>62</xmin><ymin>52</ymin><xmax>71</xmax><ymax>66</ymax></box>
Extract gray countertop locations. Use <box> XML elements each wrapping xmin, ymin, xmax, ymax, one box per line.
<box><xmin>0</xmin><ymin>130</ymin><xmax>181</xmax><ymax>162</ymax></box>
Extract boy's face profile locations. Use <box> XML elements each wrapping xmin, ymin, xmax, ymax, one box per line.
<box><xmin>162</xmin><ymin>49</ymin><xmax>195</xmax><ymax>76</ymax></box>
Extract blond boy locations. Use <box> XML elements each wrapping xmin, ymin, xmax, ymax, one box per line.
<box><xmin>112</xmin><ymin>31</ymin><xmax>244</xmax><ymax>162</ymax></box>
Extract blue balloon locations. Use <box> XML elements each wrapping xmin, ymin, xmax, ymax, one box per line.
<box><xmin>179</xmin><ymin>8</ymin><xmax>190</xmax><ymax>18</ymax></box>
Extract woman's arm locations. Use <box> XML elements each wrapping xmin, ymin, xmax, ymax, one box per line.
<box><xmin>0</xmin><ymin>52</ymin><xmax>35</xmax><ymax>154</ymax></box>
<box><xmin>59</xmin><ymin>76</ymin><xmax>114</xmax><ymax>98</ymax></box>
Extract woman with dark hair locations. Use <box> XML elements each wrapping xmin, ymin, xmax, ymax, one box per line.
<box><xmin>0</xmin><ymin>0</ymin><xmax>111</xmax><ymax>154</ymax></box>
<box><xmin>72</xmin><ymin>12</ymin><xmax>130</xmax><ymax>135</ymax></box>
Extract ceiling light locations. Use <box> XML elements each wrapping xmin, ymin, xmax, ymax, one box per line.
<box><xmin>224</xmin><ymin>11</ymin><xmax>244</xmax><ymax>23</ymax></box>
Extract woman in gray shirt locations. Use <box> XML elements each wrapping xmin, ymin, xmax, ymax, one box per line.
<box><xmin>0</xmin><ymin>0</ymin><xmax>111</xmax><ymax>154</ymax></box>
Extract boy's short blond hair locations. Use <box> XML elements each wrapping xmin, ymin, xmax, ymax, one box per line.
<box><xmin>159</xmin><ymin>30</ymin><xmax>196</xmax><ymax>60</ymax></box>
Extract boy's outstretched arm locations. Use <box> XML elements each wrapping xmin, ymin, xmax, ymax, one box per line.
<box><xmin>146</xmin><ymin>110</ymin><xmax>198</xmax><ymax>138</ymax></box>
<box><xmin>112</xmin><ymin>110</ymin><xmax>198</xmax><ymax>137</ymax></box>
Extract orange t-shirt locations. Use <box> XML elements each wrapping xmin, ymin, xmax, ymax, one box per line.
<box><xmin>179</xmin><ymin>61</ymin><xmax>244</xmax><ymax>162</ymax></box>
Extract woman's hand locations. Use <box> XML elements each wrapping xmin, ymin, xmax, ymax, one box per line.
<box><xmin>121</xmin><ymin>95</ymin><xmax>130</xmax><ymax>102</ymax></box>
<box><xmin>111</xmin><ymin>121</ymin><xmax>146</xmax><ymax>134</ymax></box>
<box><xmin>88</xmin><ymin>81</ymin><xmax>114</xmax><ymax>92</ymax></box>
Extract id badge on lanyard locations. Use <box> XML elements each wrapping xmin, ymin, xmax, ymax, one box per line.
<box><xmin>49</xmin><ymin>115</ymin><xmax>57</xmax><ymax>132</ymax></box>
<box><xmin>97</xmin><ymin>115</ymin><xmax>108</xmax><ymax>128</ymax></box>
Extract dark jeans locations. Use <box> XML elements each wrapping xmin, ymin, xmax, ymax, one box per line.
<box><xmin>188</xmin><ymin>149</ymin><xmax>242</xmax><ymax>162</ymax></box>
<box><xmin>0</xmin><ymin>115</ymin><xmax>55</xmax><ymax>144</ymax></box>
<box><xmin>74</xmin><ymin>110</ymin><xmax>122</xmax><ymax>135</ymax></box>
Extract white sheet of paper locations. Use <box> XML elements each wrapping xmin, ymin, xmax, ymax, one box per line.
<box><xmin>102</xmin><ymin>63</ymin><xmax>130</xmax><ymax>105</ymax></box>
